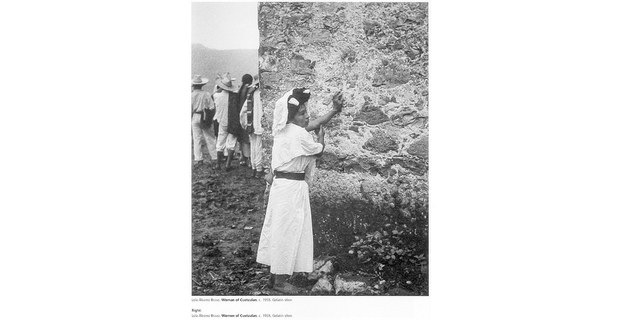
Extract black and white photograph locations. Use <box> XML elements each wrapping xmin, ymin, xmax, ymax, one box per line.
<box><xmin>192</xmin><ymin>1</ymin><xmax>429</xmax><ymax>296</ymax></box>
<box><xmin>5</xmin><ymin>0</ymin><xmax>620</xmax><ymax>319</ymax></box>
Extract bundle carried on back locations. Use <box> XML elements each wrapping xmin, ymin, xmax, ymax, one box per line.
<box><xmin>244</xmin><ymin>85</ymin><xmax>258</xmax><ymax>135</ymax></box>
<box><xmin>227</xmin><ymin>91</ymin><xmax>244</xmax><ymax>137</ymax></box>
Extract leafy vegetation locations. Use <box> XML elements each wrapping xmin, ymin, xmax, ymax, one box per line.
<box><xmin>311</xmin><ymin>171</ymin><xmax>428</xmax><ymax>294</ymax></box>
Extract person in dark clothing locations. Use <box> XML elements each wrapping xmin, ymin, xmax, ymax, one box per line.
<box><xmin>236</xmin><ymin>74</ymin><xmax>254</xmax><ymax>167</ymax></box>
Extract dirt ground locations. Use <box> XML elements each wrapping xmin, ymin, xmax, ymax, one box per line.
<box><xmin>191</xmin><ymin>160</ymin><xmax>276</xmax><ymax>295</ymax></box>
<box><xmin>191</xmin><ymin>160</ymin><xmax>379</xmax><ymax>296</ymax></box>
<box><xmin>191</xmin><ymin>158</ymin><xmax>420</xmax><ymax>296</ymax></box>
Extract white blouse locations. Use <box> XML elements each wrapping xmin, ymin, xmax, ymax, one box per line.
<box><xmin>275</xmin><ymin>155</ymin><xmax>315</xmax><ymax>173</ymax></box>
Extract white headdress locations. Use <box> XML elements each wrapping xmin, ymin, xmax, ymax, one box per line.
<box><xmin>272</xmin><ymin>89</ymin><xmax>294</xmax><ymax>136</ymax></box>
<box><xmin>272</xmin><ymin>88</ymin><xmax>312</xmax><ymax>136</ymax></box>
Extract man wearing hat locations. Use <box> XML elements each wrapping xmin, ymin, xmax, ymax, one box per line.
<box><xmin>213</xmin><ymin>73</ymin><xmax>241</xmax><ymax>170</ymax></box>
<box><xmin>191</xmin><ymin>75</ymin><xmax>217</xmax><ymax>167</ymax></box>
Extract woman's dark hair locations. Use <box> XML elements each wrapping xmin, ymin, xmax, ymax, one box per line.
<box><xmin>192</xmin><ymin>84</ymin><xmax>205</xmax><ymax>90</ymax></box>
<box><xmin>242</xmin><ymin>74</ymin><xmax>253</xmax><ymax>85</ymax></box>
<box><xmin>287</xmin><ymin>88</ymin><xmax>311</xmax><ymax>122</ymax></box>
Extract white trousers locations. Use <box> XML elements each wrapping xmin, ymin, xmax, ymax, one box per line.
<box><xmin>191</xmin><ymin>114</ymin><xmax>216</xmax><ymax>162</ymax></box>
<box><xmin>241</xmin><ymin>141</ymin><xmax>251</xmax><ymax>158</ymax></box>
<box><xmin>249</xmin><ymin>133</ymin><xmax>263</xmax><ymax>171</ymax></box>
<box><xmin>216</xmin><ymin>123</ymin><xmax>238</xmax><ymax>152</ymax></box>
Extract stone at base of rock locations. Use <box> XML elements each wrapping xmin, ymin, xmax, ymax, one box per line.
<box><xmin>318</xmin><ymin>260</ymin><xmax>334</xmax><ymax>274</ymax></box>
<box><xmin>311</xmin><ymin>277</ymin><xmax>333</xmax><ymax>293</ymax></box>
<box><xmin>334</xmin><ymin>274</ymin><xmax>372</xmax><ymax>295</ymax></box>
<box><xmin>308</xmin><ymin>258</ymin><xmax>335</xmax><ymax>280</ymax></box>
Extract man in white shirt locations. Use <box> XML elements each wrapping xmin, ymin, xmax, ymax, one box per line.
<box><xmin>212</xmin><ymin>73</ymin><xmax>239</xmax><ymax>170</ymax></box>
<box><xmin>191</xmin><ymin>75</ymin><xmax>216</xmax><ymax>167</ymax></box>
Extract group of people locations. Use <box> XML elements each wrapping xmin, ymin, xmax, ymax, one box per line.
<box><xmin>192</xmin><ymin>72</ymin><xmax>346</xmax><ymax>294</ymax></box>
<box><xmin>191</xmin><ymin>72</ymin><xmax>264</xmax><ymax>177</ymax></box>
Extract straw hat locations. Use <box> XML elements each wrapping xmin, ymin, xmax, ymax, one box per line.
<box><xmin>192</xmin><ymin>75</ymin><xmax>209</xmax><ymax>85</ymax></box>
<box><xmin>215</xmin><ymin>73</ymin><xmax>238</xmax><ymax>92</ymax></box>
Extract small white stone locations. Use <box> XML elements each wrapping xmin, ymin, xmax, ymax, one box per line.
<box><xmin>318</xmin><ymin>261</ymin><xmax>334</xmax><ymax>274</ymax></box>
<box><xmin>311</xmin><ymin>277</ymin><xmax>333</xmax><ymax>293</ymax></box>
<box><xmin>334</xmin><ymin>275</ymin><xmax>370</xmax><ymax>295</ymax></box>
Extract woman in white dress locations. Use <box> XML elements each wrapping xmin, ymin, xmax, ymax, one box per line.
<box><xmin>256</xmin><ymin>88</ymin><xmax>344</xmax><ymax>294</ymax></box>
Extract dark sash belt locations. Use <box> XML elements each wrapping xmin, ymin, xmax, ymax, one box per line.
<box><xmin>274</xmin><ymin>171</ymin><xmax>305</xmax><ymax>181</ymax></box>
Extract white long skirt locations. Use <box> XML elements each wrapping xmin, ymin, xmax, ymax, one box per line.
<box><xmin>256</xmin><ymin>178</ymin><xmax>314</xmax><ymax>275</ymax></box>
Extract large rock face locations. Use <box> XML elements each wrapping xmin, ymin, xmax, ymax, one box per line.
<box><xmin>259</xmin><ymin>2</ymin><xmax>428</xmax><ymax>255</ymax></box>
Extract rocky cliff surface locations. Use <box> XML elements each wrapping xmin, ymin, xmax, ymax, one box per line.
<box><xmin>258</xmin><ymin>2</ymin><xmax>428</xmax><ymax>265</ymax></box>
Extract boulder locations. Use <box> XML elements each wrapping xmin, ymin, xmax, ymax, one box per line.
<box><xmin>307</xmin><ymin>272</ymin><xmax>321</xmax><ymax>281</ymax></box>
<box><xmin>311</xmin><ymin>277</ymin><xmax>334</xmax><ymax>293</ymax></box>
<box><xmin>319</xmin><ymin>260</ymin><xmax>334</xmax><ymax>274</ymax></box>
<box><xmin>363</xmin><ymin>131</ymin><xmax>398</xmax><ymax>153</ymax></box>
<box><xmin>291</xmin><ymin>54</ymin><xmax>314</xmax><ymax>75</ymax></box>
<box><xmin>334</xmin><ymin>274</ymin><xmax>372</xmax><ymax>295</ymax></box>
<box><xmin>362</xmin><ymin>20</ymin><xmax>381</xmax><ymax>36</ymax></box>
<box><xmin>317</xmin><ymin>152</ymin><xmax>339</xmax><ymax>168</ymax></box>
<box><xmin>308</xmin><ymin>258</ymin><xmax>335</xmax><ymax>280</ymax></box>
<box><xmin>354</xmin><ymin>101</ymin><xmax>389</xmax><ymax>125</ymax></box>
<box><xmin>341</xmin><ymin>49</ymin><xmax>356</xmax><ymax>63</ymax></box>
<box><xmin>259</xmin><ymin>54</ymin><xmax>278</xmax><ymax>72</ymax></box>
<box><xmin>405</xmin><ymin>48</ymin><xmax>421</xmax><ymax>60</ymax></box>
<box><xmin>284</xmin><ymin>13</ymin><xmax>312</xmax><ymax>25</ymax></box>
<box><xmin>303</xmin><ymin>29</ymin><xmax>331</xmax><ymax>44</ymax></box>
<box><xmin>390</xmin><ymin>156</ymin><xmax>427</xmax><ymax>176</ymax></box>
<box><xmin>406</xmin><ymin>134</ymin><xmax>428</xmax><ymax>158</ymax></box>
<box><xmin>377</xmin><ymin>95</ymin><xmax>392</xmax><ymax>106</ymax></box>
<box><xmin>258</xmin><ymin>4</ymin><xmax>429</xmax><ymax>293</ymax></box>
<box><xmin>260</xmin><ymin>72</ymin><xmax>282</xmax><ymax>90</ymax></box>
<box><xmin>372</xmin><ymin>66</ymin><xmax>414</xmax><ymax>87</ymax></box>
<box><xmin>356</xmin><ymin>157</ymin><xmax>392</xmax><ymax>177</ymax></box>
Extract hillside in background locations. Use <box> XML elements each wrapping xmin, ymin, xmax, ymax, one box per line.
<box><xmin>192</xmin><ymin>44</ymin><xmax>258</xmax><ymax>92</ymax></box>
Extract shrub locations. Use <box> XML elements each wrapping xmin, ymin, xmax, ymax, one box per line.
<box><xmin>310</xmin><ymin>170</ymin><xmax>428</xmax><ymax>292</ymax></box>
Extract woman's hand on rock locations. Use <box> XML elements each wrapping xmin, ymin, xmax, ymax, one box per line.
<box><xmin>317</xmin><ymin>126</ymin><xmax>325</xmax><ymax>138</ymax></box>
<box><xmin>314</xmin><ymin>126</ymin><xmax>325</xmax><ymax>137</ymax></box>
<box><xmin>332</xmin><ymin>91</ymin><xmax>344</xmax><ymax>112</ymax></box>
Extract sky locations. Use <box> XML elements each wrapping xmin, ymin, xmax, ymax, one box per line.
<box><xmin>192</xmin><ymin>2</ymin><xmax>259</xmax><ymax>50</ymax></box>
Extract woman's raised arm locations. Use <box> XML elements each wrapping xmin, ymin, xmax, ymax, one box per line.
<box><xmin>306</xmin><ymin>92</ymin><xmax>344</xmax><ymax>131</ymax></box>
